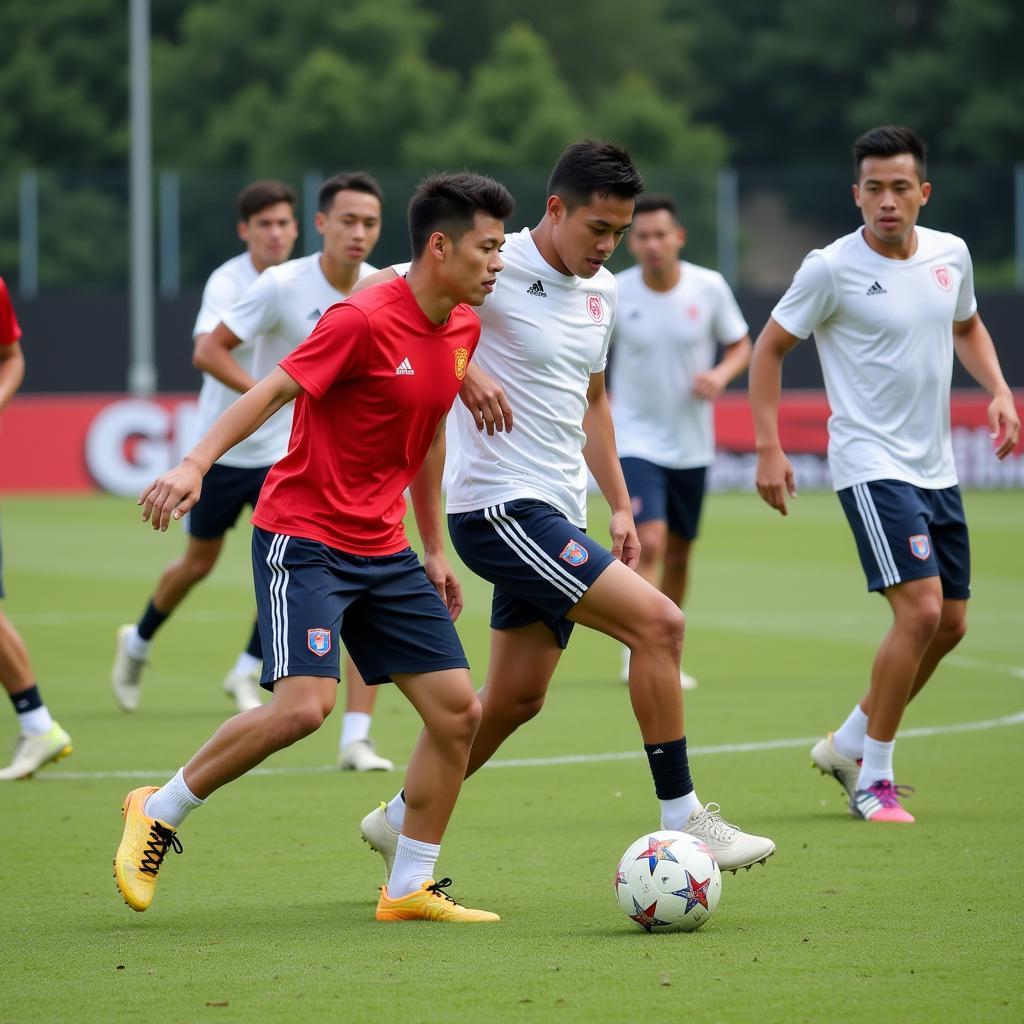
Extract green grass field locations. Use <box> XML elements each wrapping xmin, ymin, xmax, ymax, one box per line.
<box><xmin>1</xmin><ymin>490</ymin><xmax>1022</xmax><ymax>1024</ymax></box>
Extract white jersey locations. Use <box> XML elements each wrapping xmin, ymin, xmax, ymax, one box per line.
<box><xmin>220</xmin><ymin>253</ymin><xmax>377</xmax><ymax>467</ymax></box>
<box><xmin>772</xmin><ymin>226</ymin><xmax>977</xmax><ymax>491</ymax></box>
<box><xmin>611</xmin><ymin>261</ymin><xmax>748</xmax><ymax>469</ymax></box>
<box><xmin>192</xmin><ymin>252</ymin><xmax>266</xmax><ymax>468</ymax></box>
<box><xmin>441</xmin><ymin>228</ymin><xmax>617</xmax><ymax>527</ymax></box>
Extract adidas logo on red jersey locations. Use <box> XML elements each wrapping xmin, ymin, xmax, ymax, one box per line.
<box><xmin>395</xmin><ymin>357</ymin><xmax>415</xmax><ymax>375</ymax></box>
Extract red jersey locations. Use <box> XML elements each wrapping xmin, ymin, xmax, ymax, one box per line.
<box><xmin>252</xmin><ymin>277</ymin><xmax>479</xmax><ymax>555</ymax></box>
<box><xmin>0</xmin><ymin>278</ymin><xmax>22</xmax><ymax>347</ymax></box>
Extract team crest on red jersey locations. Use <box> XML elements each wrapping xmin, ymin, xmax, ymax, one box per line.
<box><xmin>307</xmin><ymin>628</ymin><xmax>331</xmax><ymax>656</ymax></box>
<box><xmin>559</xmin><ymin>540</ymin><xmax>589</xmax><ymax>566</ymax></box>
<box><xmin>908</xmin><ymin>534</ymin><xmax>931</xmax><ymax>560</ymax></box>
<box><xmin>586</xmin><ymin>293</ymin><xmax>604</xmax><ymax>323</ymax></box>
<box><xmin>931</xmin><ymin>265</ymin><xmax>953</xmax><ymax>292</ymax></box>
<box><xmin>454</xmin><ymin>347</ymin><xmax>469</xmax><ymax>381</ymax></box>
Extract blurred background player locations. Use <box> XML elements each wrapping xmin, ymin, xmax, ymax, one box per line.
<box><xmin>111</xmin><ymin>180</ymin><xmax>298</xmax><ymax>715</ymax></box>
<box><xmin>610</xmin><ymin>194</ymin><xmax>752</xmax><ymax>689</ymax></box>
<box><xmin>750</xmin><ymin>126</ymin><xmax>1020</xmax><ymax>823</ymax></box>
<box><xmin>113</xmin><ymin>172</ymin><xmax>514</xmax><ymax>922</ymax></box>
<box><xmin>360</xmin><ymin>141</ymin><xmax>775</xmax><ymax>874</ymax></box>
<box><xmin>0</xmin><ymin>276</ymin><xmax>72</xmax><ymax>780</ymax></box>
<box><xmin>114</xmin><ymin>171</ymin><xmax>394</xmax><ymax>770</ymax></box>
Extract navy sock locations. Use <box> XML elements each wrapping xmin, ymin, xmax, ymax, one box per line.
<box><xmin>245</xmin><ymin>620</ymin><xmax>262</xmax><ymax>660</ymax></box>
<box><xmin>644</xmin><ymin>737</ymin><xmax>693</xmax><ymax>799</ymax></box>
<box><xmin>9</xmin><ymin>684</ymin><xmax>42</xmax><ymax>714</ymax></box>
<box><xmin>137</xmin><ymin>600</ymin><xmax>169</xmax><ymax>641</ymax></box>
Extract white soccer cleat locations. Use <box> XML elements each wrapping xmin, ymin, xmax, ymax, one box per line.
<box><xmin>0</xmin><ymin>722</ymin><xmax>73</xmax><ymax>780</ymax></box>
<box><xmin>222</xmin><ymin>667</ymin><xmax>264</xmax><ymax>713</ymax></box>
<box><xmin>682</xmin><ymin>802</ymin><xmax>776</xmax><ymax>873</ymax></box>
<box><xmin>111</xmin><ymin>624</ymin><xmax>147</xmax><ymax>711</ymax></box>
<box><xmin>810</xmin><ymin>732</ymin><xmax>861</xmax><ymax>800</ymax></box>
<box><xmin>621</xmin><ymin>647</ymin><xmax>698</xmax><ymax>689</ymax></box>
<box><xmin>360</xmin><ymin>802</ymin><xmax>400</xmax><ymax>877</ymax></box>
<box><xmin>338</xmin><ymin>738</ymin><xmax>394</xmax><ymax>772</ymax></box>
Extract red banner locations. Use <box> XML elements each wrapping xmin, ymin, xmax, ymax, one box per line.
<box><xmin>1</xmin><ymin>391</ymin><xmax>1021</xmax><ymax>494</ymax></box>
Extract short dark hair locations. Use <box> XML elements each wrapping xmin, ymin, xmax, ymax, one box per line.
<box><xmin>547</xmin><ymin>139</ymin><xmax>644</xmax><ymax>210</ymax></box>
<box><xmin>237</xmin><ymin>180</ymin><xmax>297</xmax><ymax>222</ymax></box>
<box><xmin>633</xmin><ymin>194</ymin><xmax>679</xmax><ymax>220</ymax></box>
<box><xmin>408</xmin><ymin>172</ymin><xmax>516</xmax><ymax>257</ymax></box>
<box><xmin>852</xmin><ymin>126</ymin><xmax>927</xmax><ymax>181</ymax></box>
<box><xmin>318</xmin><ymin>171</ymin><xmax>384</xmax><ymax>214</ymax></box>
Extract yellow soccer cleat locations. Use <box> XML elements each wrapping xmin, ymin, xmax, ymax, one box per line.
<box><xmin>375</xmin><ymin>878</ymin><xmax>499</xmax><ymax>923</ymax></box>
<box><xmin>113</xmin><ymin>786</ymin><xmax>183</xmax><ymax>912</ymax></box>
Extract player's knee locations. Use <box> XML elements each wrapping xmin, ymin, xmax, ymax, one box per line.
<box><xmin>899</xmin><ymin>596</ymin><xmax>943</xmax><ymax>647</ymax></box>
<box><xmin>939</xmin><ymin>612</ymin><xmax>967</xmax><ymax>651</ymax></box>
<box><xmin>634</xmin><ymin>598</ymin><xmax>685</xmax><ymax>656</ymax></box>
<box><xmin>445</xmin><ymin>693</ymin><xmax>482</xmax><ymax>749</ymax></box>
<box><xmin>182</xmin><ymin>553</ymin><xmax>218</xmax><ymax>584</ymax></box>
<box><xmin>271</xmin><ymin>696</ymin><xmax>332</xmax><ymax>744</ymax></box>
<box><xmin>511</xmin><ymin>691</ymin><xmax>546</xmax><ymax>726</ymax></box>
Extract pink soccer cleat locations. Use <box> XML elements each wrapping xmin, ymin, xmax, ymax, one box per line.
<box><xmin>850</xmin><ymin>780</ymin><xmax>915</xmax><ymax>823</ymax></box>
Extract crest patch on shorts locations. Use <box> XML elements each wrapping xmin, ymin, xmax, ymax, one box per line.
<box><xmin>559</xmin><ymin>540</ymin><xmax>589</xmax><ymax>567</ymax></box>
<box><xmin>908</xmin><ymin>534</ymin><xmax>931</xmax><ymax>561</ymax></box>
<box><xmin>307</xmin><ymin>628</ymin><xmax>332</xmax><ymax>656</ymax></box>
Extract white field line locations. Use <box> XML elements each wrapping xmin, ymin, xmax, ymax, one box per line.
<box><xmin>38</xmin><ymin>706</ymin><xmax>1024</xmax><ymax>781</ymax></box>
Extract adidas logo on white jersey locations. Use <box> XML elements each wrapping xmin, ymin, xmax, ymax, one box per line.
<box><xmin>395</xmin><ymin>357</ymin><xmax>415</xmax><ymax>375</ymax></box>
<box><xmin>526</xmin><ymin>279</ymin><xmax>547</xmax><ymax>297</ymax></box>
<box><xmin>307</xmin><ymin>307</ymin><xmax>323</xmax><ymax>320</ymax></box>
<box><xmin>865</xmin><ymin>281</ymin><xmax>887</xmax><ymax>295</ymax></box>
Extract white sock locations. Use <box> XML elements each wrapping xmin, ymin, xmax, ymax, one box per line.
<box><xmin>385</xmin><ymin>791</ymin><xmax>406</xmax><ymax>832</ymax></box>
<box><xmin>857</xmin><ymin>737</ymin><xmax>895</xmax><ymax>790</ymax></box>
<box><xmin>661</xmin><ymin>791</ymin><xmax>702</xmax><ymax>830</ymax></box>
<box><xmin>18</xmin><ymin>705</ymin><xmax>54</xmax><ymax>737</ymax></box>
<box><xmin>833</xmin><ymin>704</ymin><xmax>868</xmax><ymax>760</ymax></box>
<box><xmin>232</xmin><ymin>651</ymin><xmax>262</xmax><ymax>677</ymax></box>
<box><xmin>387</xmin><ymin>835</ymin><xmax>440</xmax><ymax>899</ymax></box>
<box><xmin>340</xmin><ymin>711</ymin><xmax>372</xmax><ymax>752</ymax></box>
<box><xmin>144</xmin><ymin>767</ymin><xmax>205</xmax><ymax>828</ymax></box>
<box><xmin>124</xmin><ymin>626</ymin><xmax>151</xmax><ymax>660</ymax></box>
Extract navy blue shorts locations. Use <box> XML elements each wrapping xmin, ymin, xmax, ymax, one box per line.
<box><xmin>620</xmin><ymin>458</ymin><xmax>708</xmax><ymax>540</ymax></box>
<box><xmin>837</xmin><ymin>480</ymin><xmax>971</xmax><ymax>599</ymax></box>
<box><xmin>187</xmin><ymin>462</ymin><xmax>271</xmax><ymax>541</ymax></box>
<box><xmin>251</xmin><ymin>527</ymin><xmax>468</xmax><ymax>688</ymax></box>
<box><xmin>448</xmin><ymin>499</ymin><xmax>615</xmax><ymax>649</ymax></box>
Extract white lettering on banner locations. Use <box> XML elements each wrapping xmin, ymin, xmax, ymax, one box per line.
<box><xmin>85</xmin><ymin>399</ymin><xmax>199</xmax><ymax>496</ymax></box>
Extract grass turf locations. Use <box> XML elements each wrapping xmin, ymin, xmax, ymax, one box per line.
<box><xmin>0</xmin><ymin>490</ymin><xmax>1021</xmax><ymax>1023</ymax></box>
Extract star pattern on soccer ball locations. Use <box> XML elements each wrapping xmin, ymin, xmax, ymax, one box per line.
<box><xmin>614</xmin><ymin>868</ymin><xmax>628</xmax><ymax>892</ymax></box>
<box><xmin>672</xmin><ymin>870</ymin><xmax>711</xmax><ymax>913</ymax></box>
<box><xmin>635</xmin><ymin>836</ymin><xmax>679</xmax><ymax>872</ymax></box>
<box><xmin>630</xmin><ymin>896</ymin><xmax>670</xmax><ymax>932</ymax></box>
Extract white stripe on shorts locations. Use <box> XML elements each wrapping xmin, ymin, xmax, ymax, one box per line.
<box><xmin>266</xmin><ymin>533</ymin><xmax>291</xmax><ymax>679</ymax></box>
<box><xmin>852</xmin><ymin>483</ymin><xmax>901</xmax><ymax>588</ymax></box>
<box><xmin>483</xmin><ymin>504</ymin><xmax>586</xmax><ymax>603</ymax></box>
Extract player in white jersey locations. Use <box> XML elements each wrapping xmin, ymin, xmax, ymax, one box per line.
<box><xmin>750</xmin><ymin>126</ymin><xmax>1020</xmax><ymax>823</ymax></box>
<box><xmin>112</xmin><ymin>181</ymin><xmax>298</xmax><ymax>714</ymax></box>
<box><xmin>359</xmin><ymin>141</ymin><xmax>776</xmax><ymax>874</ymax></box>
<box><xmin>199</xmin><ymin>171</ymin><xmax>394</xmax><ymax>772</ymax></box>
<box><xmin>611</xmin><ymin>194</ymin><xmax>752</xmax><ymax>689</ymax></box>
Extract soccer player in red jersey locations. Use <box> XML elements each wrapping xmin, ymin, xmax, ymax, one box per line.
<box><xmin>113</xmin><ymin>172</ymin><xmax>515</xmax><ymax>922</ymax></box>
<box><xmin>0</xmin><ymin>277</ymin><xmax>74</xmax><ymax>780</ymax></box>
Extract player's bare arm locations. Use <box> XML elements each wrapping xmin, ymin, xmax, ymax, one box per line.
<box><xmin>192</xmin><ymin>322</ymin><xmax>258</xmax><ymax>393</ymax></box>
<box><xmin>350</xmin><ymin>266</ymin><xmax>398</xmax><ymax>295</ymax></box>
<box><xmin>140</xmin><ymin>367</ymin><xmax>301</xmax><ymax>532</ymax></box>
<box><xmin>459</xmin><ymin>362</ymin><xmax>514</xmax><ymax>435</ymax></box>
<box><xmin>408</xmin><ymin>418</ymin><xmax>463</xmax><ymax>620</ymax></box>
<box><xmin>0</xmin><ymin>339</ymin><xmax>26</xmax><ymax>414</ymax></box>
<box><xmin>749</xmin><ymin>318</ymin><xmax>801</xmax><ymax>515</ymax></box>
<box><xmin>691</xmin><ymin>334</ymin><xmax>753</xmax><ymax>401</ymax></box>
<box><xmin>951</xmin><ymin>313</ymin><xmax>1021</xmax><ymax>460</ymax></box>
<box><xmin>581</xmin><ymin>370</ymin><xmax>640</xmax><ymax>569</ymax></box>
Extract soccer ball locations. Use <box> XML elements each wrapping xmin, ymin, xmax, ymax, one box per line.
<box><xmin>614</xmin><ymin>830</ymin><xmax>722</xmax><ymax>932</ymax></box>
